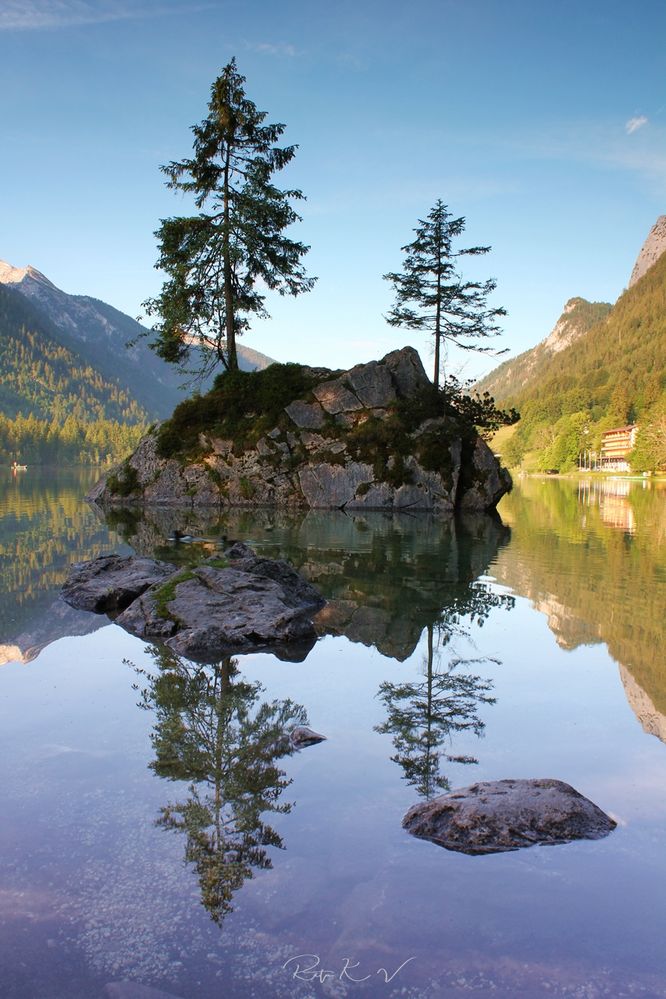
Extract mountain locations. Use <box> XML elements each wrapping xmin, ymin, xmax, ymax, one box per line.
<box><xmin>0</xmin><ymin>260</ymin><xmax>275</xmax><ymax>421</ymax></box>
<box><xmin>476</xmin><ymin>297</ymin><xmax>612</xmax><ymax>404</ymax></box>
<box><xmin>0</xmin><ymin>282</ymin><xmax>147</xmax><ymax>423</ymax></box>
<box><xmin>479</xmin><ymin>216</ymin><xmax>666</xmax><ymax>472</ymax></box>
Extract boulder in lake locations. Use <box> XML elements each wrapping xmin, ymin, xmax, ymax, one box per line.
<box><xmin>402</xmin><ymin>778</ymin><xmax>616</xmax><ymax>854</ymax></box>
<box><xmin>61</xmin><ymin>554</ymin><xmax>175</xmax><ymax>613</ymax></box>
<box><xmin>62</xmin><ymin>548</ymin><xmax>325</xmax><ymax>663</ymax></box>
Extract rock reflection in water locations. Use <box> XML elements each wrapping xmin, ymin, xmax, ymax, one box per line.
<box><xmin>132</xmin><ymin>648</ymin><xmax>311</xmax><ymax>925</ymax></box>
<box><xmin>103</xmin><ymin>504</ymin><xmax>512</xmax><ymax>661</ymax></box>
<box><xmin>0</xmin><ymin>467</ymin><xmax>125</xmax><ymax>663</ymax></box>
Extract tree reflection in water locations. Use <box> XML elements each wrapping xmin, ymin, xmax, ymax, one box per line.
<box><xmin>376</xmin><ymin>582</ymin><xmax>514</xmax><ymax>800</ymax></box>
<box><xmin>131</xmin><ymin>648</ymin><xmax>309</xmax><ymax>924</ymax></box>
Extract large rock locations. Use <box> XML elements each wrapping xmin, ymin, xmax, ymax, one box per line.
<box><xmin>458</xmin><ymin>437</ymin><xmax>513</xmax><ymax>512</ymax></box>
<box><xmin>403</xmin><ymin>778</ymin><xmax>616</xmax><ymax>855</ymax></box>
<box><xmin>62</xmin><ymin>549</ymin><xmax>325</xmax><ymax>663</ymax></box>
<box><xmin>313</xmin><ymin>378</ymin><xmax>364</xmax><ymax>414</ymax></box>
<box><xmin>347</xmin><ymin>360</ymin><xmax>397</xmax><ymax>408</ymax></box>
<box><xmin>298</xmin><ymin>461</ymin><xmax>375</xmax><ymax>508</ymax></box>
<box><xmin>284</xmin><ymin>399</ymin><xmax>326</xmax><ymax>429</ymax></box>
<box><xmin>91</xmin><ymin>346</ymin><xmax>511</xmax><ymax>514</ymax></box>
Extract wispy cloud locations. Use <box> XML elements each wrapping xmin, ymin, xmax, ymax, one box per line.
<box><xmin>0</xmin><ymin>0</ymin><xmax>204</xmax><ymax>31</ymax></box>
<box><xmin>245</xmin><ymin>41</ymin><xmax>299</xmax><ymax>58</ymax></box>
<box><xmin>625</xmin><ymin>115</ymin><xmax>649</xmax><ymax>135</ymax></box>
<box><xmin>494</xmin><ymin>119</ymin><xmax>666</xmax><ymax>196</ymax></box>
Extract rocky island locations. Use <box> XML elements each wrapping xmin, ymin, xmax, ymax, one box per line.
<box><xmin>90</xmin><ymin>347</ymin><xmax>511</xmax><ymax>513</ymax></box>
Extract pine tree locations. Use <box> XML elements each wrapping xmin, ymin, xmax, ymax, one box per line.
<box><xmin>143</xmin><ymin>59</ymin><xmax>316</xmax><ymax>377</ymax></box>
<box><xmin>384</xmin><ymin>200</ymin><xmax>506</xmax><ymax>389</ymax></box>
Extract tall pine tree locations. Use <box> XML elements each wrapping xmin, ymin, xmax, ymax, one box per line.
<box><xmin>384</xmin><ymin>200</ymin><xmax>506</xmax><ymax>389</ymax></box>
<box><xmin>143</xmin><ymin>59</ymin><xmax>315</xmax><ymax>377</ymax></box>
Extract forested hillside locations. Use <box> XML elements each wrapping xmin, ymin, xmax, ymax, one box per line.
<box><xmin>0</xmin><ymin>260</ymin><xmax>278</xmax><ymax>465</ymax></box>
<box><xmin>496</xmin><ymin>253</ymin><xmax>666</xmax><ymax>472</ymax></box>
<box><xmin>476</xmin><ymin>298</ymin><xmax>612</xmax><ymax>403</ymax></box>
<box><xmin>0</xmin><ymin>284</ymin><xmax>148</xmax><ymax>422</ymax></box>
<box><xmin>0</xmin><ymin>284</ymin><xmax>147</xmax><ymax>464</ymax></box>
<box><xmin>0</xmin><ymin>259</ymin><xmax>276</xmax><ymax>420</ymax></box>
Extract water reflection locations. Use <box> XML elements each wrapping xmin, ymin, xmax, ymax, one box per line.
<box><xmin>577</xmin><ymin>476</ymin><xmax>640</xmax><ymax>533</ymax></box>
<box><xmin>133</xmin><ymin>648</ymin><xmax>310</xmax><ymax>925</ymax></box>
<box><xmin>0</xmin><ymin>468</ymin><xmax>125</xmax><ymax>664</ymax></box>
<box><xmin>2</xmin><ymin>486</ymin><xmax>513</xmax><ymax>670</ymax></box>
<box><xmin>376</xmin><ymin>624</ymin><xmax>497</xmax><ymax>799</ymax></box>
<box><xmin>106</xmin><ymin>505</ymin><xmax>512</xmax><ymax>661</ymax></box>
<box><xmin>497</xmin><ymin>476</ymin><xmax>666</xmax><ymax>739</ymax></box>
<box><xmin>3</xmin><ymin>478</ymin><xmax>666</xmax><ymax>995</ymax></box>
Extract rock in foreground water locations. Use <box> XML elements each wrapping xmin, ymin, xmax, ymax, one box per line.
<box><xmin>62</xmin><ymin>550</ymin><xmax>325</xmax><ymax>662</ymax></box>
<box><xmin>61</xmin><ymin>554</ymin><xmax>175</xmax><ymax>612</ymax></box>
<box><xmin>403</xmin><ymin>778</ymin><xmax>616</xmax><ymax>855</ymax></box>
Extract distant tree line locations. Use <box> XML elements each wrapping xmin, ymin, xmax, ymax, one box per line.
<box><xmin>0</xmin><ymin>413</ymin><xmax>146</xmax><ymax>466</ymax></box>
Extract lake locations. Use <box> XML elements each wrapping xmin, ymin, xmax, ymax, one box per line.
<box><xmin>1</xmin><ymin>469</ymin><xmax>665</xmax><ymax>998</ymax></box>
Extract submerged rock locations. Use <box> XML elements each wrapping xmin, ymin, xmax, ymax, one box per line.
<box><xmin>62</xmin><ymin>548</ymin><xmax>325</xmax><ymax>663</ymax></box>
<box><xmin>104</xmin><ymin>984</ymin><xmax>185</xmax><ymax>999</ymax></box>
<box><xmin>402</xmin><ymin>778</ymin><xmax>616</xmax><ymax>855</ymax></box>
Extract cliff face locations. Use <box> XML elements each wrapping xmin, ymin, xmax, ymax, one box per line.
<box><xmin>474</xmin><ymin>297</ymin><xmax>611</xmax><ymax>404</ymax></box>
<box><xmin>629</xmin><ymin>215</ymin><xmax>666</xmax><ymax>288</ymax></box>
<box><xmin>91</xmin><ymin>347</ymin><xmax>511</xmax><ymax>513</ymax></box>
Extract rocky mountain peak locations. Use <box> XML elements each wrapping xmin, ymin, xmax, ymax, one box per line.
<box><xmin>629</xmin><ymin>215</ymin><xmax>666</xmax><ymax>288</ymax></box>
<box><xmin>0</xmin><ymin>259</ymin><xmax>56</xmax><ymax>290</ymax></box>
<box><xmin>543</xmin><ymin>297</ymin><xmax>601</xmax><ymax>355</ymax></box>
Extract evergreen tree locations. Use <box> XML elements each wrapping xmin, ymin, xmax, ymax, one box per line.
<box><xmin>143</xmin><ymin>59</ymin><xmax>316</xmax><ymax>378</ymax></box>
<box><xmin>384</xmin><ymin>200</ymin><xmax>506</xmax><ymax>388</ymax></box>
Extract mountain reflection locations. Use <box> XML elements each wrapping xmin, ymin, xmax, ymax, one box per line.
<box><xmin>133</xmin><ymin>648</ymin><xmax>308</xmax><ymax>924</ymax></box>
<box><xmin>496</xmin><ymin>477</ymin><xmax>666</xmax><ymax>740</ymax></box>
<box><xmin>0</xmin><ymin>468</ymin><xmax>123</xmax><ymax>664</ymax></box>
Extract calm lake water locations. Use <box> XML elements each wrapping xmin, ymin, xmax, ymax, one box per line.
<box><xmin>1</xmin><ymin>469</ymin><xmax>665</xmax><ymax>999</ymax></box>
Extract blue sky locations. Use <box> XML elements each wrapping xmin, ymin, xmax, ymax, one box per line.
<box><xmin>1</xmin><ymin>0</ymin><xmax>664</xmax><ymax>381</ymax></box>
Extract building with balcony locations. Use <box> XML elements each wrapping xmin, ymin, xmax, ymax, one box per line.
<box><xmin>600</xmin><ymin>424</ymin><xmax>638</xmax><ymax>471</ymax></box>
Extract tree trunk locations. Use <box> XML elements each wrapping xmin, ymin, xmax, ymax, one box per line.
<box><xmin>222</xmin><ymin>149</ymin><xmax>238</xmax><ymax>371</ymax></box>
<box><xmin>434</xmin><ymin>228</ymin><xmax>442</xmax><ymax>391</ymax></box>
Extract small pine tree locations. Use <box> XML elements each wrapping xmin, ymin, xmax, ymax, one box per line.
<box><xmin>384</xmin><ymin>200</ymin><xmax>506</xmax><ymax>389</ymax></box>
<box><xmin>143</xmin><ymin>59</ymin><xmax>316</xmax><ymax>378</ymax></box>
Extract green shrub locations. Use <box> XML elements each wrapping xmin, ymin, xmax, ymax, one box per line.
<box><xmin>156</xmin><ymin>363</ymin><xmax>319</xmax><ymax>459</ymax></box>
<box><xmin>239</xmin><ymin>477</ymin><xmax>256</xmax><ymax>499</ymax></box>
<box><xmin>107</xmin><ymin>461</ymin><xmax>140</xmax><ymax>497</ymax></box>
